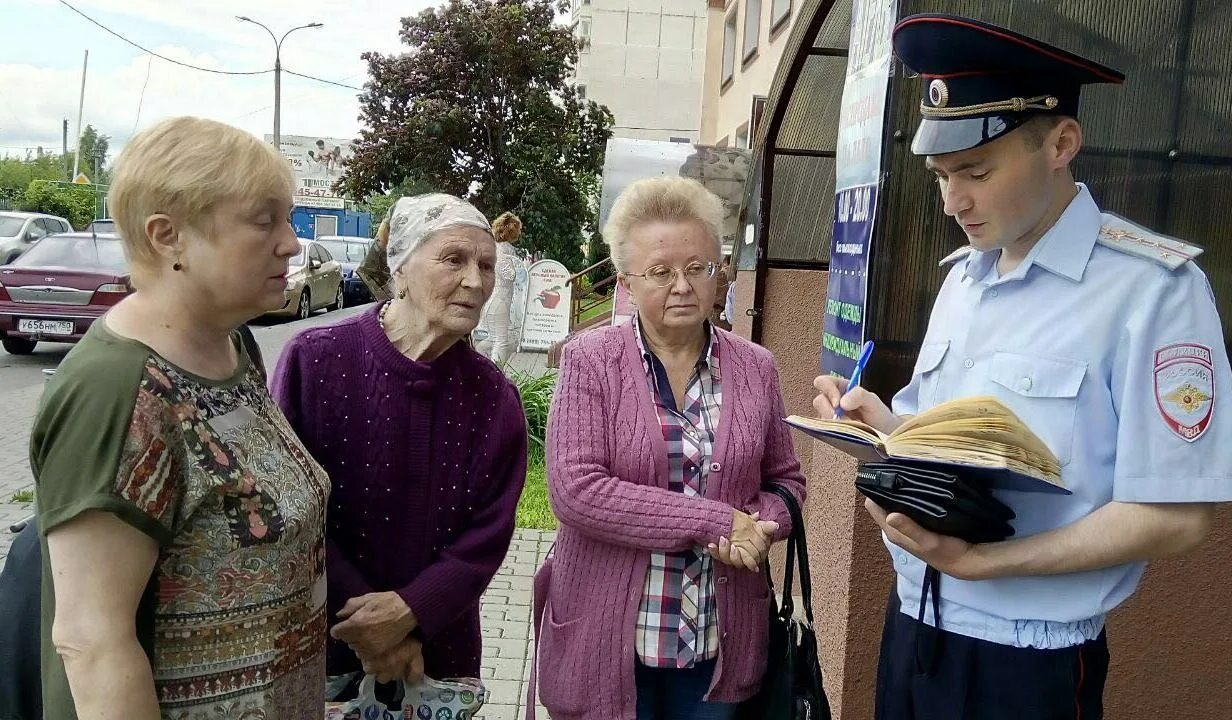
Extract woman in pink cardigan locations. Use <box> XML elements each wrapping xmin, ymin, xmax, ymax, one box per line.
<box><xmin>532</xmin><ymin>177</ymin><xmax>807</xmax><ymax>720</ymax></box>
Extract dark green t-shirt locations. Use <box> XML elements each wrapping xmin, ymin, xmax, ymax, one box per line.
<box><xmin>32</xmin><ymin>321</ymin><xmax>330</xmax><ymax>719</ymax></box>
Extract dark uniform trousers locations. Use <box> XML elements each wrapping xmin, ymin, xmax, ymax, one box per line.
<box><xmin>875</xmin><ymin>591</ymin><xmax>1109</xmax><ymax>720</ymax></box>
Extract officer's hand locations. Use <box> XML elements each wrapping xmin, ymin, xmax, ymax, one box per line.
<box><xmin>864</xmin><ymin>499</ymin><xmax>988</xmax><ymax>581</ymax></box>
<box><xmin>812</xmin><ymin>375</ymin><xmax>903</xmax><ymax>436</ymax></box>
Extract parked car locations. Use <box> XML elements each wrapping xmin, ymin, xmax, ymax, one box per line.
<box><xmin>85</xmin><ymin>218</ymin><xmax>117</xmax><ymax>234</ymax></box>
<box><xmin>316</xmin><ymin>235</ymin><xmax>375</xmax><ymax>305</ymax></box>
<box><xmin>0</xmin><ymin>232</ymin><xmax>130</xmax><ymax>355</ymax></box>
<box><xmin>0</xmin><ymin>212</ymin><xmax>73</xmax><ymax>265</ymax></box>
<box><xmin>265</xmin><ymin>239</ymin><xmax>344</xmax><ymax>321</ymax></box>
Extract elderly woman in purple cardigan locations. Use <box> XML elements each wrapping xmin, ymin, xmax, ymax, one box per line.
<box><xmin>532</xmin><ymin>177</ymin><xmax>808</xmax><ymax>720</ymax></box>
<box><xmin>272</xmin><ymin>194</ymin><xmax>527</xmax><ymax>702</ymax></box>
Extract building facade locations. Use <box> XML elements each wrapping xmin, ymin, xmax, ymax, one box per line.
<box><xmin>569</xmin><ymin>0</ymin><xmax>707</xmax><ymax>142</ymax></box>
<box><xmin>699</xmin><ymin>0</ymin><xmax>800</xmax><ymax>147</ymax></box>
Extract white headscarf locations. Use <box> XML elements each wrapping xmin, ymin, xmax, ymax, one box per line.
<box><xmin>386</xmin><ymin>193</ymin><xmax>492</xmax><ymax>273</ymax></box>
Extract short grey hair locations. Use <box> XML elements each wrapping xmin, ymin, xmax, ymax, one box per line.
<box><xmin>604</xmin><ymin>177</ymin><xmax>724</xmax><ymax>272</ymax></box>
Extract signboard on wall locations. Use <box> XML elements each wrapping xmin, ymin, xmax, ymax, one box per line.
<box><xmin>266</xmin><ymin>134</ymin><xmax>353</xmax><ymax>209</ymax></box>
<box><xmin>819</xmin><ymin>0</ymin><xmax>897</xmax><ymax>379</ymax></box>
<box><xmin>519</xmin><ymin>259</ymin><xmax>573</xmax><ymax>351</ymax></box>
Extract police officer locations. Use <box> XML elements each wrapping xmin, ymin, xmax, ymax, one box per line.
<box><xmin>812</xmin><ymin>14</ymin><xmax>1232</xmax><ymax>719</ymax></box>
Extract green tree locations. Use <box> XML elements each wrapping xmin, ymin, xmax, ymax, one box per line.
<box><xmin>76</xmin><ymin>125</ymin><xmax>111</xmax><ymax>183</ymax></box>
<box><xmin>340</xmin><ymin>0</ymin><xmax>613</xmax><ymax>270</ymax></box>
<box><xmin>361</xmin><ymin>175</ymin><xmax>440</xmax><ymax>234</ymax></box>
<box><xmin>19</xmin><ymin>181</ymin><xmax>96</xmax><ymax>229</ymax></box>
<box><xmin>584</xmin><ymin>231</ymin><xmax>612</xmax><ymax>286</ymax></box>
<box><xmin>0</xmin><ymin>153</ymin><xmax>66</xmax><ymax>203</ymax></box>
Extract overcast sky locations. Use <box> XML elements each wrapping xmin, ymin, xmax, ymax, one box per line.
<box><xmin>0</xmin><ymin>0</ymin><xmax>445</xmax><ymax>159</ymax></box>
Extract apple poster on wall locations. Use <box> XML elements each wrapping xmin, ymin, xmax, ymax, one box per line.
<box><xmin>519</xmin><ymin>259</ymin><xmax>573</xmax><ymax>352</ymax></box>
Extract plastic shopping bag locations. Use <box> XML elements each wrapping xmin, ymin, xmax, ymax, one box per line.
<box><xmin>324</xmin><ymin>673</ymin><xmax>487</xmax><ymax>720</ymax></box>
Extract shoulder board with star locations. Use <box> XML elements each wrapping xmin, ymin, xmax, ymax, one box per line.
<box><xmin>1096</xmin><ymin>213</ymin><xmax>1203</xmax><ymax>271</ymax></box>
<box><xmin>938</xmin><ymin>245</ymin><xmax>975</xmax><ymax>267</ymax></box>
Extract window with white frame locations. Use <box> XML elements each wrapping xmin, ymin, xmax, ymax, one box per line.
<box><xmin>743</xmin><ymin>0</ymin><xmax>761</xmax><ymax>61</ymax></box>
<box><xmin>770</xmin><ymin>0</ymin><xmax>790</xmax><ymax>32</ymax></box>
<box><xmin>722</xmin><ymin>10</ymin><xmax>738</xmax><ymax>85</ymax></box>
<box><xmin>750</xmin><ymin>95</ymin><xmax>768</xmax><ymax>142</ymax></box>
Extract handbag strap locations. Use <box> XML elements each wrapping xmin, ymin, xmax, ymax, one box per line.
<box><xmin>767</xmin><ymin>484</ymin><xmax>816</xmax><ymax>625</ymax></box>
<box><xmin>236</xmin><ymin>324</ymin><xmax>266</xmax><ymax>381</ymax></box>
<box><xmin>524</xmin><ymin>544</ymin><xmax>554</xmax><ymax>720</ymax></box>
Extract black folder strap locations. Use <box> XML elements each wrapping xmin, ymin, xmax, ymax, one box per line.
<box><xmin>914</xmin><ymin>566</ymin><xmax>943</xmax><ymax>676</ymax></box>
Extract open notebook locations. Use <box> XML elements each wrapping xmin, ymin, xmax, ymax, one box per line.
<box><xmin>785</xmin><ymin>396</ymin><xmax>1069</xmax><ymax>495</ymax></box>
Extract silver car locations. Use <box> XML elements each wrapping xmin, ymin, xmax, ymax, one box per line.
<box><xmin>0</xmin><ymin>212</ymin><xmax>73</xmax><ymax>264</ymax></box>
<box><xmin>265</xmin><ymin>240</ymin><xmax>344</xmax><ymax>320</ymax></box>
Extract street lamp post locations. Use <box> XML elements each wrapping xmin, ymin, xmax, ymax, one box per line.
<box><xmin>236</xmin><ymin>17</ymin><xmax>323</xmax><ymax>149</ymax></box>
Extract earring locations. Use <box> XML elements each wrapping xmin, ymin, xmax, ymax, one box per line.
<box><xmin>397</xmin><ymin>288</ymin><xmax>407</xmax><ymax>299</ymax></box>
<box><xmin>173</xmin><ymin>262</ymin><xmax>183</xmax><ymax>271</ymax></box>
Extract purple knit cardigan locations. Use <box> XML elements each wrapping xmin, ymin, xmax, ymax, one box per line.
<box><xmin>531</xmin><ymin>322</ymin><xmax>807</xmax><ymax>720</ymax></box>
<box><xmin>271</xmin><ymin>305</ymin><xmax>527</xmax><ymax>679</ymax></box>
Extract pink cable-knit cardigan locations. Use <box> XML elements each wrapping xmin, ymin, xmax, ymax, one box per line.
<box><xmin>529</xmin><ymin>321</ymin><xmax>807</xmax><ymax>720</ymax></box>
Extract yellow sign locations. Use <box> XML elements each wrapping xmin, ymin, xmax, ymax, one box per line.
<box><xmin>73</xmin><ymin>173</ymin><xmax>90</xmax><ymax>184</ymax></box>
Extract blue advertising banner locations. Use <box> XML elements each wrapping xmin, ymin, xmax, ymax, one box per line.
<box><xmin>820</xmin><ymin>0</ymin><xmax>898</xmax><ymax>380</ymax></box>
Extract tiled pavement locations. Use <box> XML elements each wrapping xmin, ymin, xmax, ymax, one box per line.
<box><xmin>0</xmin><ymin>382</ymin><xmax>42</xmax><ymax>563</ymax></box>
<box><xmin>478</xmin><ymin>529</ymin><xmax>554</xmax><ymax>720</ymax></box>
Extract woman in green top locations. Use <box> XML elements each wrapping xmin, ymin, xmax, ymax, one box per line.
<box><xmin>30</xmin><ymin>117</ymin><xmax>330</xmax><ymax>720</ymax></box>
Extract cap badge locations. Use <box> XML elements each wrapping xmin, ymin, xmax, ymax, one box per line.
<box><xmin>928</xmin><ymin>79</ymin><xmax>949</xmax><ymax>107</ymax></box>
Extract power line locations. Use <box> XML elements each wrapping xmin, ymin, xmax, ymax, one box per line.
<box><xmin>131</xmin><ymin>54</ymin><xmax>153</xmax><ymax>135</ymax></box>
<box><xmin>58</xmin><ymin>0</ymin><xmax>272</xmax><ymax>76</ymax></box>
<box><xmin>229</xmin><ymin>74</ymin><xmax>364</xmax><ymax>121</ymax></box>
<box><xmin>283</xmin><ymin>70</ymin><xmax>362</xmax><ymax>91</ymax></box>
<box><xmin>59</xmin><ymin>1</ymin><xmax>364</xmax><ymax>91</ymax></box>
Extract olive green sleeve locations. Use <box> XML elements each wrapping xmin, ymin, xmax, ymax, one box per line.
<box><xmin>357</xmin><ymin>240</ymin><xmax>392</xmax><ymax>302</ymax></box>
<box><xmin>31</xmin><ymin>336</ymin><xmax>181</xmax><ymax>545</ymax></box>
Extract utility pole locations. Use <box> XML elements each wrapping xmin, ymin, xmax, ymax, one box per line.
<box><xmin>72</xmin><ymin>50</ymin><xmax>88</xmax><ymax>180</ymax></box>
<box><xmin>236</xmin><ymin>17</ymin><xmax>323</xmax><ymax>149</ymax></box>
<box><xmin>62</xmin><ymin>119</ymin><xmax>69</xmax><ymax>180</ymax></box>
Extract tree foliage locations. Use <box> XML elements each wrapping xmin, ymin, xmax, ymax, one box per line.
<box><xmin>340</xmin><ymin>0</ymin><xmax>613</xmax><ymax>270</ymax></box>
<box><xmin>77</xmin><ymin>125</ymin><xmax>111</xmax><ymax>184</ymax></box>
<box><xmin>0</xmin><ymin>154</ymin><xmax>65</xmax><ymax>203</ymax></box>
<box><xmin>361</xmin><ymin>174</ymin><xmax>441</xmax><ymax>234</ymax></box>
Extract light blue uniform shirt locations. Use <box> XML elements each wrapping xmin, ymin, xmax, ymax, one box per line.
<box><xmin>890</xmin><ymin>184</ymin><xmax>1232</xmax><ymax>649</ymax></box>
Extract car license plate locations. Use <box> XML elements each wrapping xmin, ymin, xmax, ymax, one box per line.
<box><xmin>18</xmin><ymin>319</ymin><xmax>75</xmax><ymax>336</ymax></box>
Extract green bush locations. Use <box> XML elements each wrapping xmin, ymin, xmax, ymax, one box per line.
<box><xmin>508</xmin><ymin>369</ymin><xmax>556</xmax><ymax>465</ymax></box>
<box><xmin>19</xmin><ymin>181</ymin><xmax>97</xmax><ymax>229</ymax></box>
<box><xmin>507</xmin><ymin>369</ymin><xmax>559</xmax><ymax>530</ymax></box>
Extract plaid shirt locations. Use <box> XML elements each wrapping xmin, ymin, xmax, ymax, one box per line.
<box><xmin>632</xmin><ymin>316</ymin><xmax>723</xmax><ymax>668</ymax></box>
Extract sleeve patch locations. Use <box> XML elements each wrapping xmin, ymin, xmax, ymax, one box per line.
<box><xmin>1154</xmin><ymin>342</ymin><xmax>1214</xmax><ymax>442</ymax></box>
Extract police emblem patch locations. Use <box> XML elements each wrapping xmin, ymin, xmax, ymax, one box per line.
<box><xmin>1154</xmin><ymin>343</ymin><xmax>1214</xmax><ymax>442</ymax></box>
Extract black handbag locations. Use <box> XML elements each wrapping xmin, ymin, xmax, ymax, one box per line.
<box><xmin>855</xmin><ymin>461</ymin><xmax>1016</xmax><ymax>544</ymax></box>
<box><xmin>737</xmin><ymin>485</ymin><xmax>831</xmax><ymax>720</ymax></box>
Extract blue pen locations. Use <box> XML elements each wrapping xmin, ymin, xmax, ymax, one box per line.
<box><xmin>835</xmin><ymin>340</ymin><xmax>875</xmax><ymax>419</ymax></box>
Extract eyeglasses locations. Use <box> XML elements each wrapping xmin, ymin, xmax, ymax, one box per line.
<box><xmin>624</xmin><ymin>261</ymin><xmax>718</xmax><ymax>288</ymax></box>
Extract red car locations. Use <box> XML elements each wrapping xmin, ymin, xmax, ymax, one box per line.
<box><xmin>0</xmin><ymin>232</ymin><xmax>131</xmax><ymax>355</ymax></box>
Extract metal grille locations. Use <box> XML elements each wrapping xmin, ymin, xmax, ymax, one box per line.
<box><xmin>775</xmin><ymin>56</ymin><xmax>847</xmax><ymax>153</ymax></box>
<box><xmin>812</xmin><ymin>0</ymin><xmax>852</xmax><ymax>49</ymax></box>
<box><xmin>768</xmin><ymin>154</ymin><xmax>837</xmax><ymax>262</ymax></box>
